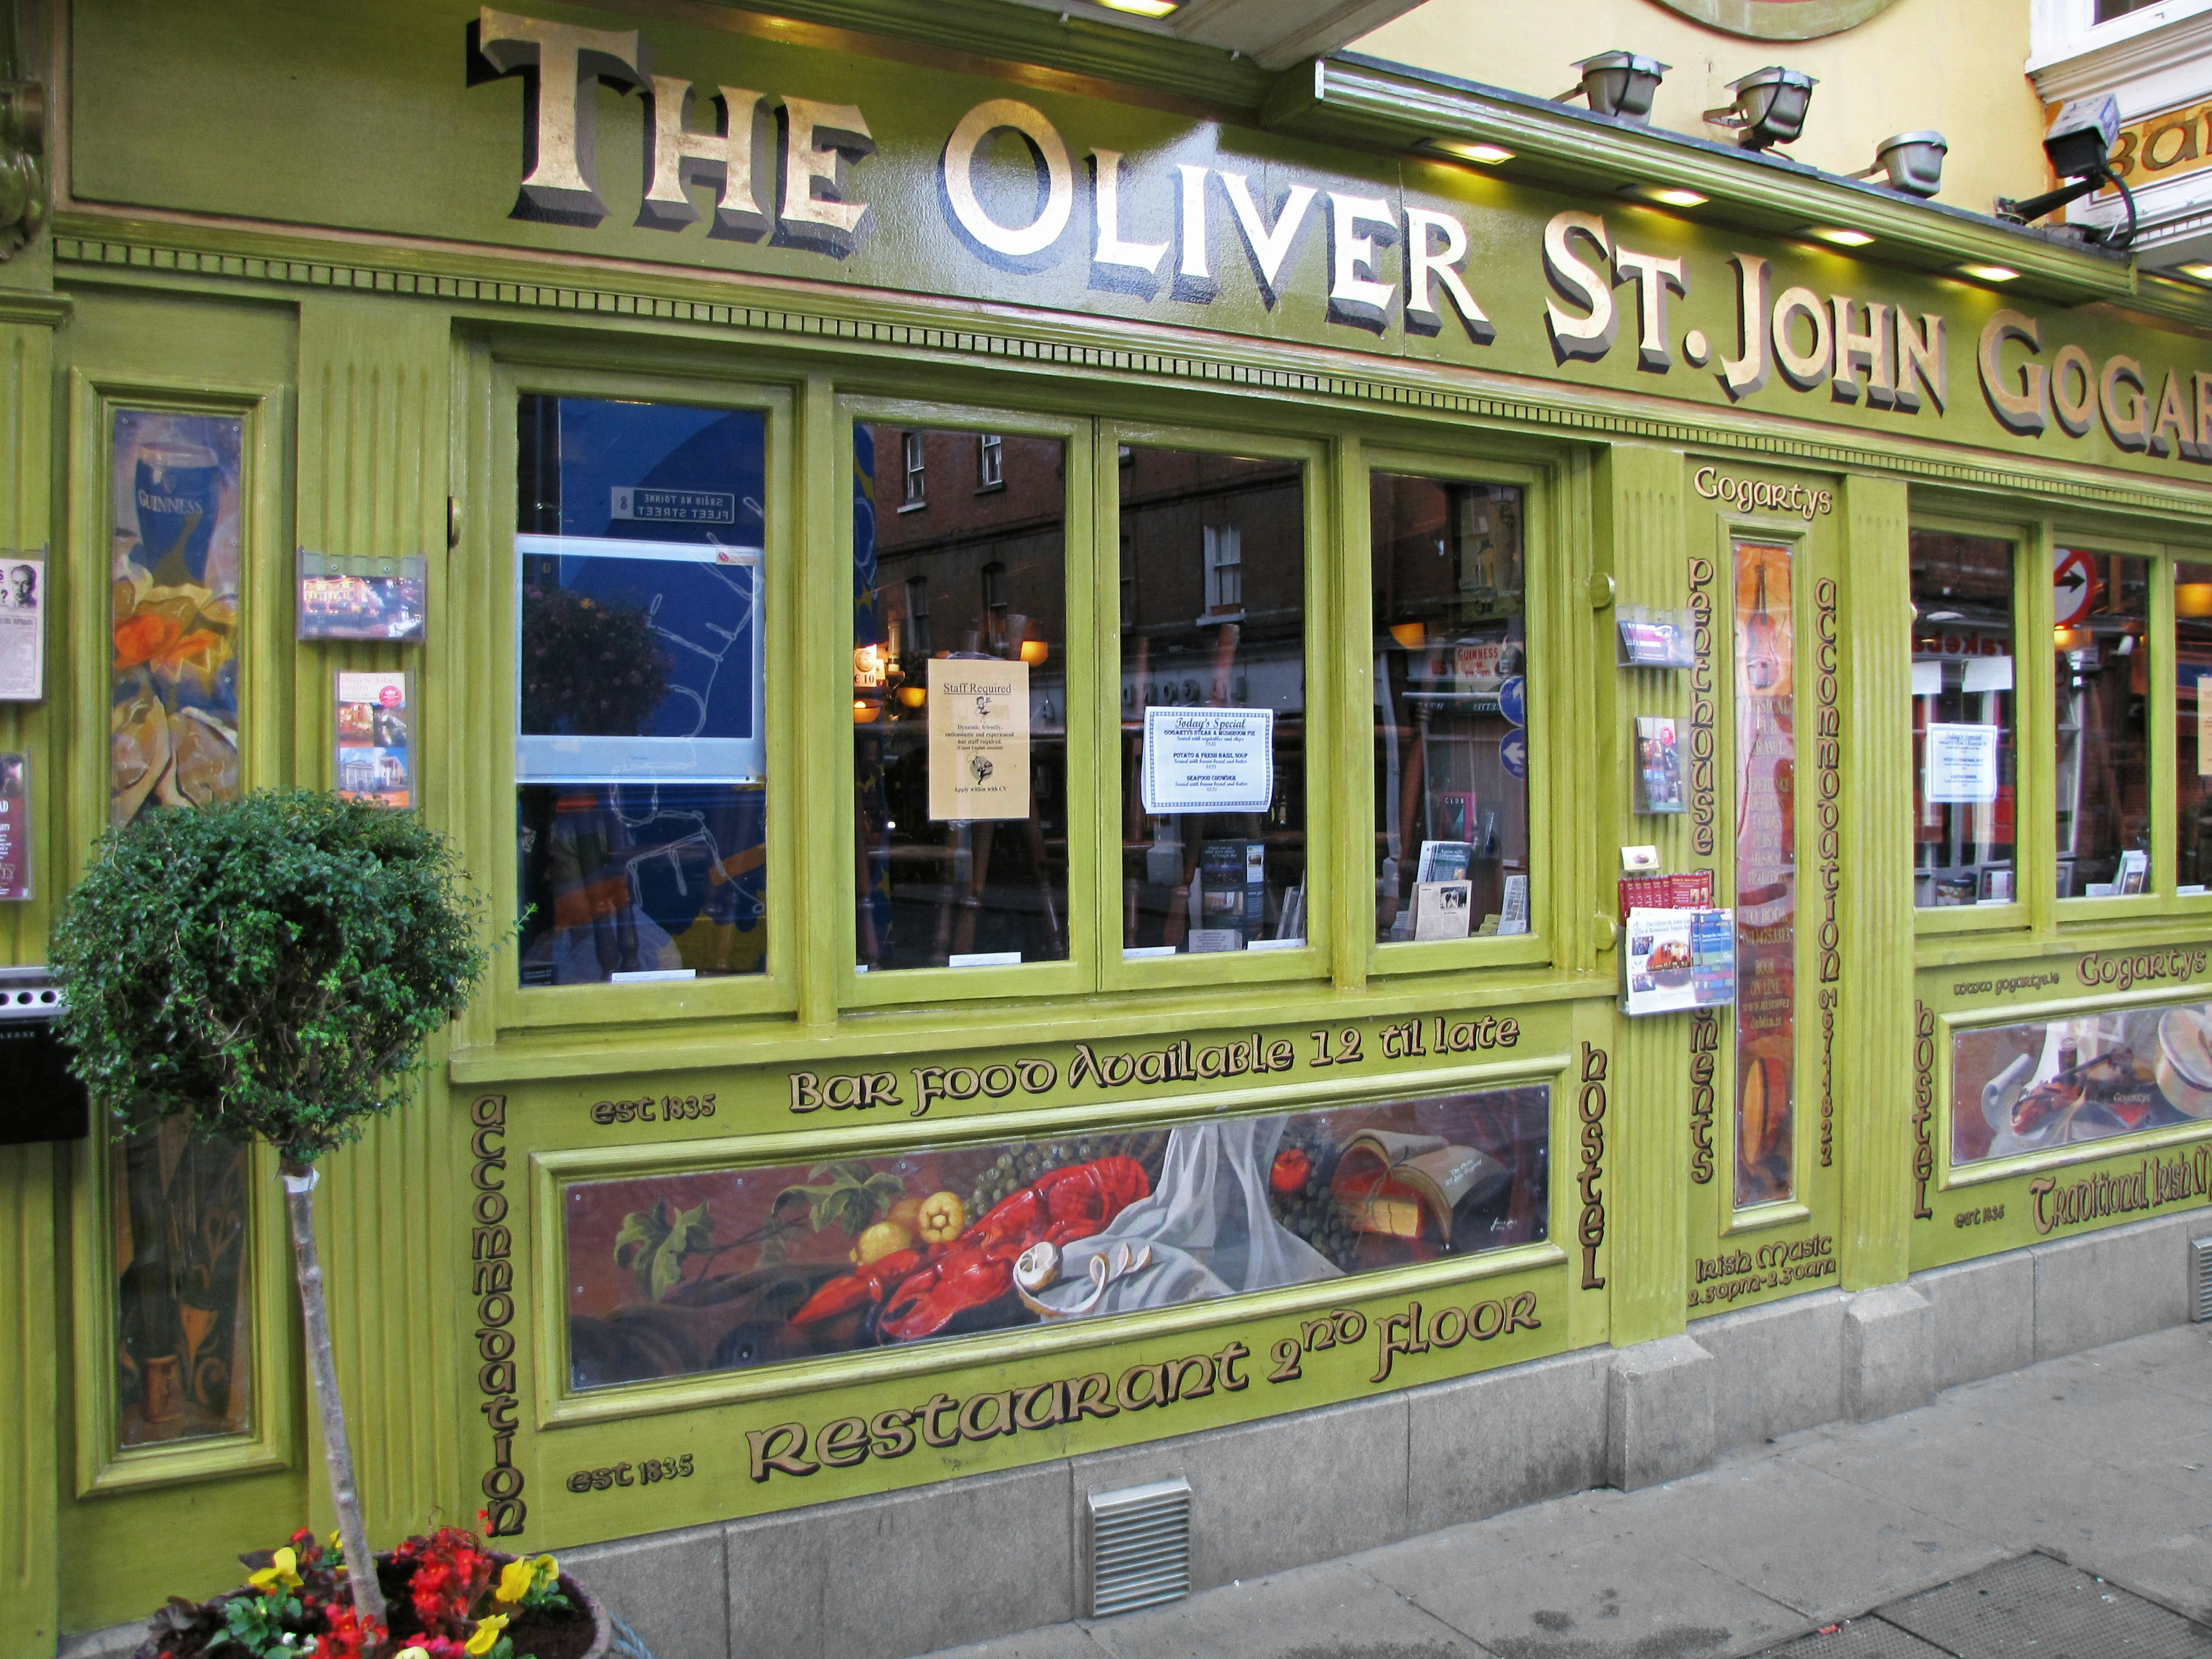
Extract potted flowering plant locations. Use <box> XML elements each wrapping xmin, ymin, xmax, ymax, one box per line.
<box><xmin>135</xmin><ymin>1528</ymin><xmax>605</xmax><ymax>1659</ymax></box>
<box><xmin>52</xmin><ymin>791</ymin><xmax>497</xmax><ymax>1647</ymax></box>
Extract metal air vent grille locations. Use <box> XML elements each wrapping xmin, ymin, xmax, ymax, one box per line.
<box><xmin>2192</xmin><ymin>1236</ymin><xmax>2212</xmax><ymax>1323</ymax></box>
<box><xmin>1085</xmin><ymin>1477</ymin><xmax>1192</xmax><ymax>1619</ymax></box>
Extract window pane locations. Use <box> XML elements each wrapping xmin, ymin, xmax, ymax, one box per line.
<box><xmin>2054</xmin><ymin>551</ymin><xmax>2150</xmax><ymax>897</ymax></box>
<box><xmin>2181</xmin><ymin>563</ymin><xmax>2212</xmax><ymax>890</ymax></box>
<box><xmin>514</xmin><ymin>396</ymin><xmax>768</xmax><ymax>986</ymax></box>
<box><xmin>1911</xmin><ymin>532</ymin><xmax>2016</xmax><ymax>907</ymax></box>
<box><xmin>1120</xmin><ymin>452</ymin><xmax>1306</xmax><ymax>956</ymax></box>
<box><xmin>113</xmin><ymin>1122</ymin><xmax>253</xmax><ymax>1448</ymax></box>
<box><xmin>854</xmin><ymin>425</ymin><xmax>1069</xmax><ymax>972</ymax></box>
<box><xmin>1953</xmin><ymin>1001</ymin><xmax>2209</xmax><ymax>1166</ymax></box>
<box><xmin>111</xmin><ymin>410</ymin><xmax>244</xmax><ymax>825</ymax></box>
<box><xmin>1370</xmin><ymin>476</ymin><xmax>1529</xmax><ymax>943</ymax></box>
<box><xmin>563</xmin><ymin>1086</ymin><xmax>1549</xmax><ymax>1387</ymax></box>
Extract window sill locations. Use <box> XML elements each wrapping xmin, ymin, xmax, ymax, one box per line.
<box><xmin>897</xmin><ymin>499</ymin><xmax>928</xmax><ymax>514</ymax></box>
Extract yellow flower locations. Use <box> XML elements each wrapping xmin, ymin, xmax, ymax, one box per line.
<box><xmin>494</xmin><ymin>1560</ymin><xmax>535</xmax><ymax>1604</ymax></box>
<box><xmin>248</xmin><ymin>1547</ymin><xmax>302</xmax><ymax>1596</ymax></box>
<box><xmin>531</xmin><ymin>1555</ymin><xmax>559</xmax><ymax>1591</ymax></box>
<box><xmin>464</xmin><ymin>1614</ymin><xmax>509</xmax><ymax>1657</ymax></box>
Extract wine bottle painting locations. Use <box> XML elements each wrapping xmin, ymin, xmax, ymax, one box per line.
<box><xmin>1733</xmin><ymin>540</ymin><xmax>1796</xmax><ymax>1207</ymax></box>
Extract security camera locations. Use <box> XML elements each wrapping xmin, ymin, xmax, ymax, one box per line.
<box><xmin>1997</xmin><ymin>94</ymin><xmax>2135</xmax><ymax>249</ymax></box>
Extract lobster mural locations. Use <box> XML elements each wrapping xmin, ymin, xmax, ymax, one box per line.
<box><xmin>790</xmin><ymin>1156</ymin><xmax>1151</xmax><ymax>1342</ymax></box>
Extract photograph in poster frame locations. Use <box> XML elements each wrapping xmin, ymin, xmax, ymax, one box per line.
<box><xmin>563</xmin><ymin>1089</ymin><xmax>1550</xmax><ymax>1391</ymax></box>
<box><xmin>1954</xmin><ymin>999</ymin><xmax>2212</xmax><ymax>1165</ymax></box>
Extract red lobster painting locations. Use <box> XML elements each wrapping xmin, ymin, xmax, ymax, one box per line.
<box><xmin>790</xmin><ymin>1156</ymin><xmax>1150</xmax><ymax>1341</ymax></box>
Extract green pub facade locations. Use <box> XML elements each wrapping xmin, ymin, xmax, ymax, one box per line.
<box><xmin>4</xmin><ymin>3</ymin><xmax>2212</xmax><ymax>1654</ymax></box>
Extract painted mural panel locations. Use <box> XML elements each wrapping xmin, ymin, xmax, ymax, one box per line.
<box><xmin>106</xmin><ymin>408</ymin><xmax>256</xmax><ymax>1452</ymax></box>
<box><xmin>1733</xmin><ymin>539</ymin><xmax>1796</xmax><ymax>1206</ymax></box>
<box><xmin>109</xmin><ymin>409</ymin><xmax>243</xmax><ymax>826</ymax></box>
<box><xmin>565</xmin><ymin>1090</ymin><xmax>1550</xmax><ymax>1390</ymax></box>
<box><xmin>1953</xmin><ymin>1001</ymin><xmax>2212</xmax><ymax>1165</ymax></box>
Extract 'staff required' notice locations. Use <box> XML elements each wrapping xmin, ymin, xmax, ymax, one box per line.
<box><xmin>929</xmin><ymin>658</ymin><xmax>1029</xmax><ymax>821</ymax></box>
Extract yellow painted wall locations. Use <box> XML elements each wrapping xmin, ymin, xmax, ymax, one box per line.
<box><xmin>1354</xmin><ymin>0</ymin><xmax>2050</xmax><ymax>217</ymax></box>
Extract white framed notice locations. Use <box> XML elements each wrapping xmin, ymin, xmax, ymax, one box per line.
<box><xmin>1139</xmin><ymin>707</ymin><xmax>1274</xmax><ymax>814</ymax></box>
<box><xmin>0</xmin><ymin>554</ymin><xmax>43</xmax><ymax>701</ymax></box>
<box><xmin>1924</xmin><ymin>722</ymin><xmax>2000</xmax><ymax>804</ymax></box>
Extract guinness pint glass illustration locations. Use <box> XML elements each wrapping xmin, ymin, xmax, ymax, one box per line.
<box><xmin>134</xmin><ymin>441</ymin><xmax>223</xmax><ymax>586</ymax></box>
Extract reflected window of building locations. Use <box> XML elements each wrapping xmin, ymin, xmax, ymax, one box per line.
<box><xmin>1370</xmin><ymin>475</ymin><xmax>1530</xmax><ymax>944</ymax></box>
<box><xmin>854</xmin><ymin>425</ymin><xmax>1069</xmax><ymax>972</ymax></box>
<box><xmin>2177</xmin><ymin>562</ymin><xmax>2212</xmax><ymax>889</ymax></box>
<box><xmin>513</xmin><ymin>395</ymin><xmax>769</xmax><ymax>986</ymax></box>
<box><xmin>1910</xmin><ymin>531</ymin><xmax>2016</xmax><ymax>908</ymax></box>
<box><xmin>902</xmin><ymin>430</ymin><xmax>926</xmax><ymax>508</ymax></box>
<box><xmin>2054</xmin><ymin>551</ymin><xmax>2150</xmax><ymax>897</ymax></box>
<box><xmin>1120</xmin><ymin>450</ymin><xmax>1307</xmax><ymax>956</ymax></box>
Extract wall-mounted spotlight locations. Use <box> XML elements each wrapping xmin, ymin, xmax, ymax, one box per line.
<box><xmin>1997</xmin><ymin>95</ymin><xmax>2136</xmax><ymax>249</ymax></box>
<box><xmin>1557</xmin><ymin>52</ymin><xmax>1669</xmax><ymax>123</ymax></box>
<box><xmin>1850</xmin><ymin>131</ymin><xmax>1947</xmax><ymax>198</ymax></box>
<box><xmin>1704</xmin><ymin>67</ymin><xmax>1816</xmax><ymax>150</ymax></box>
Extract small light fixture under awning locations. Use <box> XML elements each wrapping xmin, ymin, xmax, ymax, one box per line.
<box><xmin>1805</xmin><ymin>225</ymin><xmax>1874</xmax><ymax>248</ymax></box>
<box><xmin>1097</xmin><ymin>0</ymin><xmax>1179</xmax><ymax>14</ymax></box>
<box><xmin>1955</xmin><ymin>262</ymin><xmax>2020</xmax><ymax>283</ymax></box>
<box><xmin>1622</xmin><ymin>183</ymin><xmax>1707</xmax><ymax>209</ymax></box>
<box><xmin>2179</xmin><ymin>261</ymin><xmax>2212</xmax><ymax>282</ymax></box>
<box><xmin>1426</xmin><ymin>137</ymin><xmax>1514</xmax><ymax>165</ymax></box>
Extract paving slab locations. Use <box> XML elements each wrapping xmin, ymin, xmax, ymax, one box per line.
<box><xmin>1620</xmin><ymin>1456</ymin><xmax>2006</xmax><ymax>1624</ymax></box>
<box><xmin>2093</xmin><ymin>1525</ymin><xmax>2212</xmax><ymax>1627</ymax></box>
<box><xmin>1755</xmin><ymin>1622</ymin><xmax>1949</xmax><ymax>1659</ymax></box>
<box><xmin>1077</xmin><ymin>1560</ymin><xmax>1494</xmax><ymax>1659</ymax></box>
<box><xmin>1355</xmin><ymin>1493</ymin><xmax>1809</xmax><ymax>1659</ymax></box>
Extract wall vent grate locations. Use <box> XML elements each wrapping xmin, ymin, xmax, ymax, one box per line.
<box><xmin>2193</xmin><ymin>1236</ymin><xmax>2212</xmax><ymax>1323</ymax></box>
<box><xmin>1086</xmin><ymin>1478</ymin><xmax>1192</xmax><ymax>1619</ymax></box>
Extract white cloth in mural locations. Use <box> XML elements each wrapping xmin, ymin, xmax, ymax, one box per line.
<box><xmin>1032</xmin><ymin>1116</ymin><xmax>1340</xmax><ymax>1317</ymax></box>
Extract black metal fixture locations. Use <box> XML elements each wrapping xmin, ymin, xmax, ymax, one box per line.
<box><xmin>1704</xmin><ymin>66</ymin><xmax>1815</xmax><ymax>150</ymax></box>
<box><xmin>1557</xmin><ymin>52</ymin><xmax>1669</xmax><ymax>122</ymax></box>
<box><xmin>1997</xmin><ymin>96</ymin><xmax>2136</xmax><ymax>249</ymax></box>
<box><xmin>1851</xmin><ymin>131</ymin><xmax>1948</xmax><ymax>198</ymax></box>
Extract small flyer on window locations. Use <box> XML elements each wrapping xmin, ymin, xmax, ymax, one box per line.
<box><xmin>1924</xmin><ymin>722</ymin><xmax>2001</xmax><ymax>804</ymax></box>
<box><xmin>0</xmin><ymin>753</ymin><xmax>28</xmax><ymax>900</ymax></box>
<box><xmin>1634</xmin><ymin>716</ymin><xmax>1685</xmax><ymax>814</ymax></box>
<box><xmin>1413</xmin><ymin>879</ymin><xmax>1473</xmax><ymax>941</ymax></box>
<box><xmin>334</xmin><ymin>671</ymin><xmax>413</xmax><ymax>809</ymax></box>
<box><xmin>297</xmin><ymin>550</ymin><xmax>428</xmax><ymax>643</ymax></box>
<box><xmin>0</xmin><ymin>554</ymin><xmax>43</xmax><ymax>701</ymax></box>
<box><xmin>928</xmin><ymin>657</ymin><xmax>1029</xmax><ymax>821</ymax></box>
<box><xmin>1141</xmin><ymin>707</ymin><xmax>1275</xmax><ymax>814</ymax></box>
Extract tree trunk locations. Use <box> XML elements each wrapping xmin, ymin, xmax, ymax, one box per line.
<box><xmin>282</xmin><ymin>1160</ymin><xmax>388</xmax><ymax>1652</ymax></box>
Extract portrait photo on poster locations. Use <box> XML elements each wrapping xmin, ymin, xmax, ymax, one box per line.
<box><xmin>0</xmin><ymin>555</ymin><xmax>41</xmax><ymax>701</ymax></box>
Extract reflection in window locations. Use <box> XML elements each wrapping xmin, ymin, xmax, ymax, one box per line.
<box><xmin>1911</xmin><ymin>532</ymin><xmax>2016</xmax><ymax>907</ymax></box>
<box><xmin>113</xmin><ymin>1122</ymin><xmax>253</xmax><ymax>1448</ymax></box>
<box><xmin>563</xmin><ymin>1088</ymin><xmax>1549</xmax><ymax>1388</ymax></box>
<box><xmin>978</xmin><ymin>433</ymin><xmax>1003</xmax><ymax>490</ymax></box>
<box><xmin>1370</xmin><ymin>476</ymin><xmax>1529</xmax><ymax>943</ymax></box>
<box><xmin>854</xmin><ymin>425</ymin><xmax>1069</xmax><ymax>972</ymax></box>
<box><xmin>2054</xmin><ymin>551</ymin><xmax>2150</xmax><ymax>897</ymax></box>
<box><xmin>1120</xmin><ymin>452</ymin><xmax>1307</xmax><ymax>956</ymax></box>
<box><xmin>902</xmin><ymin>431</ymin><xmax>926</xmax><ymax>507</ymax></box>
<box><xmin>2178</xmin><ymin>564</ymin><xmax>2212</xmax><ymax>892</ymax></box>
<box><xmin>1734</xmin><ymin>540</ymin><xmax>1796</xmax><ymax>1208</ymax></box>
<box><xmin>514</xmin><ymin>396</ymin><xmax>768</xmax><ymax>985</ymax></box>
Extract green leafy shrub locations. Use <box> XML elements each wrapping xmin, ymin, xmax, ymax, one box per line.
<box><xmin>52</xmin><ymin>790</ymin><xmax>490</xmax><ymax>1162</ymax></box>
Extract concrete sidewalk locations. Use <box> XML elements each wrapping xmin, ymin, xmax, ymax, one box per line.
<box><xmin>917</xmin><ymin>1324</ymin><xmax>2212</xmax><ymax>1659</ymax></box>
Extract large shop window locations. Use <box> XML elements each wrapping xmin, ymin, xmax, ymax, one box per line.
<box><xmin>2177</xmin><ymin>563</ymin><xmax>2212</xmax><ymax>891</ymax></box>
<box><xmin>1910</xmin><ymin>532</ymin><xmax>2016</xmax><ymax>908</ymax></box>
<box><xmin>514</xmin><ymin>396</ymin><xmax>768</xmax><ymax>987</ymax></box>
<box><xmin>853</xmin><ymin>425</ymin><xmax>1070</xmax><ymax>972</ymax></box>
<box><xmin>563</xmin><ymin>1090</ymin><xmax>1550</xmax><ymax>1389</ymax></box>
<box><xmin>1953</xmin><ymin>1000</ymin><xmax>2212</xmax><ymax>1166</ymax></box>
<box><xmin>1119</xmin><ymin>451</ymin><xmax>1308</xmax><ymax>956</ymax></box>
<box><xmin>2054</xmin><ymin>551</ymin><xmax>2150</xmax><ymax>898</ymax></box>
<box><xmin>1369</xmin><ymin>474</ymin><xmax>1530</xmax><ymax>944</ymax></box>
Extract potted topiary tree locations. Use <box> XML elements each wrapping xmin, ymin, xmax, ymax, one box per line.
<box><xmin>52</xmin><ymin>790</ymin><xmax>495</xmax><ymax>1646</ymax></box>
